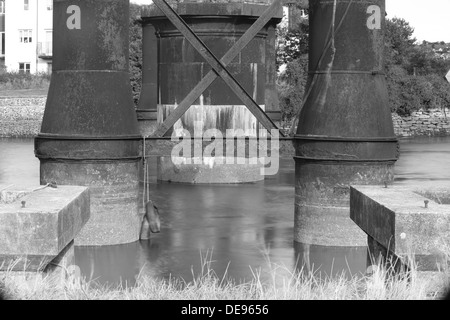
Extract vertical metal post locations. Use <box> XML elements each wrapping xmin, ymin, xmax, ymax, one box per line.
<box><xmin>35</xmin><ymin>0</ymin><xmax>142</xmax><ymax>246</ymax></box>
<box><xmin>293</xmin><ymin>0</ymin><xmax>398</xmax><ymax>246</ymax></box>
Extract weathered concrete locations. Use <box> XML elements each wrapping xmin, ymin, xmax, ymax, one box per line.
<box><xmin>38</xmin><ymin>161</ymin><xmax>141</xmax><ymax>246</ymax></box>
<box><xmin>295</xmin><ymin>162</ymin><xmax>395</xmax><ymax>247</ymax></box>
<box><xmin>0</xmin><ymin>184</ymin><xmax>89</xmax><ymax>271</ymax></box>
<box><xmin>143</xmin><ymin>137</ymin><xmax>294</xmax><ymax>157</ymax></box>
<box><xmin>350</xmin><ymin>183</ymin><xmax>450</xmax><ymax>271</ymax></box>
<box><xmin>157</xmin><ymin>156</ymin><xmax>264</xmax><ymax>183</ymax></box>
<box><xmin>0</xmin><ymin>241</ymin><xmax>76</xmax><ymax>287</ymax></box>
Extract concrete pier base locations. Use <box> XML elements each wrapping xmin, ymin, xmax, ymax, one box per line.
<box><xmin>157</xmin><ymin>156</ymin><xmax>264</xmax><ymax>184</ymax></box>
<box><xmin>39</xmin><ymin>161</ymin><xmax>141</xmax><ymax>246</ymax></box>
<box><xmin>294</xmin><ymin>162</ymin><xmax>395</xmax><ymax>247</ymax></box>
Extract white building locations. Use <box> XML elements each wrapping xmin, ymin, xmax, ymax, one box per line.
<box><xmin>1</xmin><ymin>0</ymin><xmax>53</xmax><ymax>74</ymax></box>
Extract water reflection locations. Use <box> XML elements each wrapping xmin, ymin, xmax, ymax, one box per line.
<box><xmin>1</xmin><ymin>137</ymin><xmax>449</xmax><ymax>287</ymax></box>
<box><xmin>0</xmin><ymin>138</ymin><xmax>40</xmax><ymax>185</ymax></box>
<box><xmin>395</xmin><ymin>136</ymin><xmax>450</xmax><ymax>183</ymax></box>
<box><xmin>293</xmin><ymin>243</ymin><xmax>367</xmax><ymax>280</ymax></box>
<box><xmin>74</xmin><ymin>243</ymin><xmax>141</xmax><ymax>288</ymax></box>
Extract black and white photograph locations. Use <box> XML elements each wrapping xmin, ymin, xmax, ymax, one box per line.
<box><xmin>1</xmin><ymin>0</ymin><xmax>450</xmax><ymax>305</ymax></box>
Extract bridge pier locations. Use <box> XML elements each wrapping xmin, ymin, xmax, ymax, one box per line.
<box><xmin>293</xmin><ymin>0</ymin><xmax>398</xmax><ymax>246</ymax></box>
<box><xmin>139</xmin><ymin>1</ymin><xmax>282</xmax><ymax>184</ymax></box>
<box><xmin>35</xmin><ymin>0</ymin><xmax>142</xmax><ymax>246</ymax></box>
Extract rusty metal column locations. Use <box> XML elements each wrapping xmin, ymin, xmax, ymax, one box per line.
<box><xmin>136</xmin><ymin>24</ymin><xmax>159</xmax><ymax>136</ymax></box>
<box><xmin>294</xmin><ymin>0</ymin><xmax>398</xmax><ymax>246</ymax></box>
<box><xmin>35</xmin><ymin>0</ymin><xmax>142</xmax><ymax>246</ymax></box>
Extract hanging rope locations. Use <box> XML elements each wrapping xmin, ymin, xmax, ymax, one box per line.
<box><xmin>141</xmin><ymin>136</ymin><xmax>153</xmax><ymax>211</ymax></box>
<box><xmin>146</xmin><ymin>152</ymin><xmax>150</xmax><ymax>203</ymax></box>
<box><xmin>289</xmin><ymin>0</ymin><xmax>354</xmax><ymax>136</ymax></box>
<box><xmin>142</xmin><ymin>136</ymin><xmax>147</xmax><ymax>210</ymax></box>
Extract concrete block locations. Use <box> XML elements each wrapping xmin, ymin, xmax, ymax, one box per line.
<box><xmin>0</xmin><ymin>241</ymin><xmax>76</xmax><ymax>285</ymax></box>
<box><xmin>350</xmin><ymin>182</ymin><xmax>450</xmax><ymax>271</ymax></box>
<box><xmin>0</xmin><ymin>185</ymin><xmax>90</xmax><ymax>271</ymax></box>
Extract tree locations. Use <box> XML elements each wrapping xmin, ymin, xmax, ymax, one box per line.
<box><xmin>384</xmin><ymin>17</ymin><xmax>450</xmax><ymax>116</ymax></box>
<box><xmin>277</xmin><ymin>57</ymin><xmax>308</xmax><ymax>123</ymax></box>
<box><xmin>129</xmin><ymin>3</ymin><xmax>143</xmax><ymax>107</ymax></box>
<box><xmin>276</xmin><ymin>3</ymin><xmax>309</xmax><ymax>125</ymax></box>
<box><xmin>384</xmin><ymin>17</ymin><xmax>416</xmax><ymax>69</ymax></box>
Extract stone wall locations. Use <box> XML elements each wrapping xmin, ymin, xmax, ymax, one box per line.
<box><xmin>1</xmin><ymin>97</ymin><xmax>450</xmax><ymax>138</ymax></box>
<box><xmin>392</xmin><ymin>108</ymin><xmax>450</xmax><ymax>137</ymax></box>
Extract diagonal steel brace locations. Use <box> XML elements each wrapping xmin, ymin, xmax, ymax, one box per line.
<box><xmin>151</xmin><ymin>0</ymin><xmax>284</xmax><ymax>138</ymax></box>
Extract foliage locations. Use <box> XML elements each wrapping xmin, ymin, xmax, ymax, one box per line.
<box><xmin>129</xmin><ymin>3</ymin><xmax>143</xmax><ymax>107</ymax></box>
<box><xmin>384</xmin><ymin>18</ymin><xmax>417</xmax><ymax>67</ymax></box>
<box><xmin>0</xmin><ymin>72</ymin><xmax>50</xmax><ymax>90</ymax></box>
<box><xmin>275</xmin><ymin>4</ymin><xmax>309</xmax><ymax>125</ymax></box>
<box><xmin>277</xmin><ymin>57</ymin><xmax>308</xmax><ymax>123</ymax></box>
<box><xmin>276</xmin><ymin>13</ymin><xmax>450</xmax><ymax>122</ymax></box>
<box><xmin>276</xmin><ymin>23</ymin><xmax>309</xmax><ymax>68</ymax></box>
<box><xmin>384</xmin><ymin>18</ymin><xmax>450</xmax><ymax>116</ymax></box>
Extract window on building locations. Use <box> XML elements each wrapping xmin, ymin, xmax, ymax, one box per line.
<box><xmin>45</xmin><ymin>30</ymin><xmax>52</xmax><ymax>55</ymax></box>
<box><xmin>19</xmin><ymin>29</ymin><xmax>32</xmax><ymax>43</ymax></box>
<box><xmin>47</xmin><ymin>0</ymin><xmax>53</xmax><ymax>11</ymax></box>
<box><xmin>24</xmin><ymin>0</ymin><xmax>29</xmax><ymax>11</ymax></box>
<box><xmin>19</xmin><ymin>63</ymin><xmax>31</xmax><ymax>74</ymax></box>
<box><xmin>0</xmin><ymin>1</ymin><xmax>5</xmax><ymax>14</ymax></box>
<box><xmin>1</xmin><ymin>32</ymin><xmax>5</xmax><ymax>55</ymax></box>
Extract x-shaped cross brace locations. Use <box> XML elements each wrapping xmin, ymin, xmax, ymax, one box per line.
<box><xmin>151</xmin><ymin>0</ymin><xmax>284</xmax><ymax>138</ymax></box>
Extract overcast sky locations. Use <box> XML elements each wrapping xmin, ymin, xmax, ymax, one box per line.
<box><xmin>131</xmin><ymin>0</ymin><xmax>450</xmax><ymax>43</ymax></box>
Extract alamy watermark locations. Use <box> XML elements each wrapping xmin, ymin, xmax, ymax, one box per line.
<box><xmin>170</xmin><ymin>122</ymin><xmax>280</xmax><ymax>176</ymax></box>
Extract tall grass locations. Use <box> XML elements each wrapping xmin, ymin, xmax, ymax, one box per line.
<box><xmin>1</xmin><ymin>251</ymin><xmax>449</xmax><ymax>300</ymax></box>
<box><xmin>0</xmin><ymin>72</ymin><xmax>51</xmax><ymax>91</ymax></box>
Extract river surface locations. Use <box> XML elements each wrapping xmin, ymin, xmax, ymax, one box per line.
<box><xmin>0</xmin><ymin>136</ymin><xmax>449</xmax><ymax>287</ymax></box>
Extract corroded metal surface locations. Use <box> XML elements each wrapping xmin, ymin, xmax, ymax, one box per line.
<box><xmin>294</xmin><ymin>0</ymin><xmax>398</xmax><ymax>246</ymax></box>
<box><xmin>141</xmin><ymin>2</ymin><xmax>282</xmax><ymax>138</ymax></box>
<box><xmin>137</xmin><ymin>24</ymin><xmax>159</xmax><ymax>136</ymax></box>
<box><xmin>140</xmin><ymin>1</ymin><xmax>282</xmax><ymax>183</ymax></box>
<box><xmin>35</xmin><ymin>0</ymin><xmax>141</xmax><ymax>246</ymax></box>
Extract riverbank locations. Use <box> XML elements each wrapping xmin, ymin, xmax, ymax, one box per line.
<box><xmin>1</xmin><ymin>257</ymin><xmax>449</xmax><ymax>300</ymax></box>
<box><xmin>0</xmin><ymin>96</ymin><xmax>46</xmax><ymax>138</ymax></box>
<box><xmin>0</xmin><ymin>95</ymin><xmax>450</xmax><ymax>138</ymax></box>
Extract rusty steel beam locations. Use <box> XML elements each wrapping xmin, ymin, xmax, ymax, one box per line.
<box><xmin>151</xmin><ymin>0</ymin><xmax>282</xmax><ymax>137</ymax></box>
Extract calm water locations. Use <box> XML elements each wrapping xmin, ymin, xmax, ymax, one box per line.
<box><xmin>1</xmin><ymin>136</ymin><xmax>449</xmax><ymax>287</ymax></box>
